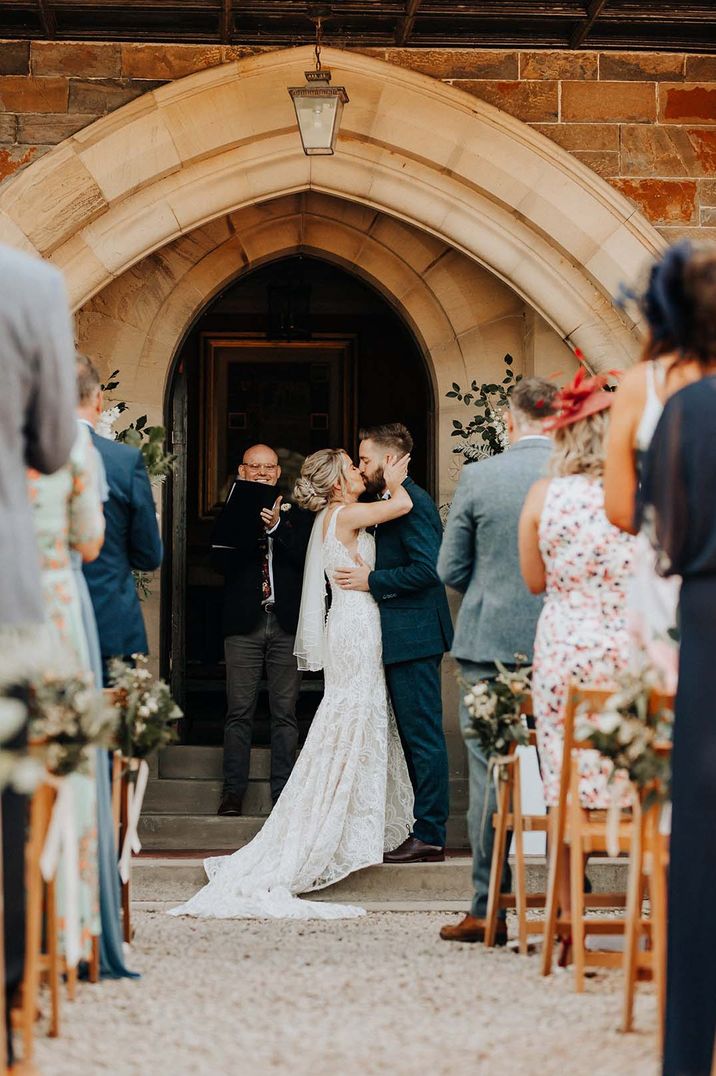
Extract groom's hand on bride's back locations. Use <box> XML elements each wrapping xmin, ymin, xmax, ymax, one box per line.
<box><xmin>334</xmin><ymin>554</ymin><xmax>371</xmax><ymax>591</ymax></box>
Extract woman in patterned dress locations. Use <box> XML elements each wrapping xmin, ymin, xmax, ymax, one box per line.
<box><xmin>28</xmin><ymin>421</ymin><xmax>105</xmax><ymax>963</ymax></box>
<box><xmin>519</xmin><ymin>367</ymin><xmax>636</xmax><ymax>921</ymax></box>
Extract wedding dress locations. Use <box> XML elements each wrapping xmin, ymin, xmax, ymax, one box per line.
<box><xmin>169</xmin><ymin>506</ymin><xmax>414</xmax><ymax>920</ymax></box>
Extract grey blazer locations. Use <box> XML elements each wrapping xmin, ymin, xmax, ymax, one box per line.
<box><xmin>437</xmin><ymin>437</ymin><xmax>552</xmax><ymax>667</ymax></box>
<box><xmin>0</xmin><ymin>244</ymin><xmax>77</xmax><ymax>627</ymax></box>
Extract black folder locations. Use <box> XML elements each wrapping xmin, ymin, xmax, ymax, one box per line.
<box><xmin>211</xmin><ymin>479</ymin><xmax>278</xmax><ymax>551</ymax></box>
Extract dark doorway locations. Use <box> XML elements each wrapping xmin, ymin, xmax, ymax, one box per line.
<box><xmin>163</xmin><ymin>255</ymin><xmax>434</xmax><ymax>744</ymax></box>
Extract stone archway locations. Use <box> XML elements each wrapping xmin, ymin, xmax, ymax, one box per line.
<box><xmin>77</xmin><ymin>191</ymin><xmax>579</xmax><ymax>501</ymax></box>
<box><xmin>0</xmin><ymin>46</ymin><xmax>663</xmax><ymax>371</ymax></box>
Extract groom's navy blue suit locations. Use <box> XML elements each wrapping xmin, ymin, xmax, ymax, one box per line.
<box><xmin>368</xmin><ymin>477</ymin><xmax>453</xmax><ymax>847</ymax></box>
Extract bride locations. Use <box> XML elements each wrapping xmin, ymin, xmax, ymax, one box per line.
<box><xmin>169</xmin><ymin>448</ymin><xmax>414</xmax><ymax>920</ymax></box>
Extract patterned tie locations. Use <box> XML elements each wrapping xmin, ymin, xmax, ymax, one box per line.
<box><xmin>259</xmin><ymin>535</ymin><xmax>272</xmax><ymax>603</ymax></box>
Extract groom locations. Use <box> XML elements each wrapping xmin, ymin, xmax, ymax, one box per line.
<box><xmin>335</xmin><ymin>423</ymin><xmax>453</xmax><ymax>861</ymax></box>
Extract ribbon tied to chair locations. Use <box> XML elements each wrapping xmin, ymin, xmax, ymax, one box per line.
<box><xmin>39</xmin><ymin>775</ymin><xmax>82</xmax><ymax>969</ymax></box>
<box><xmin>119</xmin><ymin>758</ymin><xmax>150</xmax><ymax>884</ymax></box>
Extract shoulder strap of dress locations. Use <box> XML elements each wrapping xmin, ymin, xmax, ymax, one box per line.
<box><xmin>326</xmin><ymin>503</ymin><xmax>344</xmax><ymax>537</ymax></box>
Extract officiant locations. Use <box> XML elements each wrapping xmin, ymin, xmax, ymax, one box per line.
<box><xmin>212</xmin><ymin>444</ymin><xmax>313</xmax><ymax>817</ymax></box>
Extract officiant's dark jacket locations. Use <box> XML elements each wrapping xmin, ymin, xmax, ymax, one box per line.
<box><xmin>369</xmin><ymin>477</ymin><xmax>454</xmax><ymax>664</ymax></box>
<box><xmin>83</xmin><ymin>429</ymin><xmax>163</xmax><ymax>660</ymax></box>
<box><xmin>212</xmin><ymin>504</ymin><xmax>313</xmax><ymax>638</ymax></box>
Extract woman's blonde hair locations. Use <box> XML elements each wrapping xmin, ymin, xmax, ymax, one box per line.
<box><xmin>549</xmin><ymin>409</ymin><xmax>610</xmax><ymax>478</ymax></box>
<box><xmin>293</xmin><ymin>449</ymin><xmax>348</xmax><ymax>512</ymax></box>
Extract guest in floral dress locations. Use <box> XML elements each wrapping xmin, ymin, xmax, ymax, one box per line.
<box><xmin>28</xmin><ymin>422</ymin><xmax>105</xmax><ymax>963</ymax></box>
<box><xmin>519</xmin><ymin>367</ymin><xmax>636</xmax><ymax>919</ymax></box>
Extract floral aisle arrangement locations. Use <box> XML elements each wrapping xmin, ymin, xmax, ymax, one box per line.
<box><xmin>107</xmin><ymin>655</ymin><xmax>182</xmax><ymax>760</ymax></box>
<box><xmin>0</xmin><ymin>695</ymin><xmax>42</xmax><ymax>792</ymax></box>
<box><xmin>23</xmin><ymin>672</ymin><xmax>118</xmax><ymax>776</ymax></box>
<box><xmin>106</xmin><ymin>655</ymin><xmax>182</xmax><ymax>882</ymax></box>
<box><xmin>461</xmin><ymin>658</ymin><xmax>531</xmax><ymax>764</ymax></box>
<box><xmin>574</xmin><ymin>666</ymin><xmax>674</xmax><ymax>808</ymax></box>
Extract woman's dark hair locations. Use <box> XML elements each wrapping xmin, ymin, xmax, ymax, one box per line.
<box><xmin>641</xmin><ymin>241</ymin><xmax>716</xmax><ymax>367</ymax></box>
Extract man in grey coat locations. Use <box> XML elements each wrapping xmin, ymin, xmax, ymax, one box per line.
<box><xmin>0</xmin><ymin>242</ymin><xmax>76</xmax><ymax>1067</ymax></box>
<box><xmin>0</xmin><ymin>243</ymin><xmax>77</xmax><ymax>629</ymax></box>
<box><xmin>437</xmin><ymin>377</ymin><xmax>558</xmax><ymax>944</ymax></box>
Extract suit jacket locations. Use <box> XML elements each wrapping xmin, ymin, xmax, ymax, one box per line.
<box><xmin>369</xmin><ymin>477</ymin><xmax>454</xmax><ymax>665</ymax></box>
<box><xmin>0</xmin><ymin>245</ymin><xmax>77</xmax><ymax>627</ymax></box>
<box><xmin>438</xmin><ymin>437</ymin><xmax>552</xmax><ymax>666</ymax></box>
<box><xmin>212</xmin><ymin>503</ymin><xmax>313</xmax><ymax>638</ymax></box>
<box><xmin>83</xmin><ymin>429</ymin><xmax>163</xmax><ymax>658</ymax></box>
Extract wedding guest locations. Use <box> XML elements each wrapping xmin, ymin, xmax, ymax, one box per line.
<box><xmin>0</xmin><ymin>243</ymin><xmax>77</xmax><ymax>1066</ymax></box>
<box><xmin>28</xmin><ymin>421</ymin><xmax>106</xmax><ymax>966</ymax></box>
<box><xmin>518</xmin><ymin>368</ymin><xmax>636</xmax><ymax>941</ymax></box>
<box><xmin>213</xmin><ymin>445</ymin><xmax>313</xmax><ymax>816</ymax></box>
<box><xmin>76</xmin><ymin>355</ymin><xmax>163</xmax><ymax>681</ymax></box>
<box><xmin>604</xmin><ymin>242</ymin><xmax>712</xmax><ymax>690</ymax></box>
<box><xmin>436</xmin><ymin>377</ymin><xmax>558</xmax><ymax>945</ymax></box>
<box><xmin>640</xmin><ymin>248</ymin><xmax>716</xmax><ymax>1076</ymax></box>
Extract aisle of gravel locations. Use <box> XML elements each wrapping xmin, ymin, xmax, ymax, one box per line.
<box><xmin>34</xmin><ymin>909</ymin><xmax>658</xmax><ymax>1075</ymax></box>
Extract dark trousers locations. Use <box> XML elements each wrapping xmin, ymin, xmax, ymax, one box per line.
<box><xmin>663</xmin><ymin>578</ymin><xmax>716</xmax><ymax>1076</ymax></box>
<box><xmin>223</xmin><ymin>608</ymin><xmax>301</xmax><ymax>805</ymax></box>
<box><xmin>385</xmin><ymin>654</ymin><xmax>450</xmax><ymax>848</ymax></box>
<box><xmin>458</xmin><ymin>660</ymin><xmax>512</xmax><ymax>918</ymax></box>
<box><xmin>3</xmin><ymin>786</ymin><xmax>27</xmax><ymax>1067</ymax></box>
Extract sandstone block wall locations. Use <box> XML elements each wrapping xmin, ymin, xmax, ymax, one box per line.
<box><xmin>0</xmin><ymin>41</ymin><xmax>714</xmax><ymax>240</ymax></box>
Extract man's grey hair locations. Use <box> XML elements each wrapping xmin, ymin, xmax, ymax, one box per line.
<box><xmin>76</xmin><ymin>352</ymin><xmax>101</xmax><ymax>404</ymax></box>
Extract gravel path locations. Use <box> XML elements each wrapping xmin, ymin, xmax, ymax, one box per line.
<box><xmin>34</xmin><ymin>909</ymin><xmax>659</xmax><ymax>1076</ymax></box>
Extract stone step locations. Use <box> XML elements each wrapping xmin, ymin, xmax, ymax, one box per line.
<box><xmin>131</xmin><ymin>855</ymin><xmax>629</xmax><ymax>904</ymax></box>
<box><xmin>138</xmin><ymin>812</ymin><xmax>468</xmax><ymax>850</ymax></box>
<box><xmin>143</xmin><ymin>779</ymin><xmax>273</xmax><ymax>816</ymax></box>
<box><xmin>158</xmin><ymin>746</ymin><xmax>270</xmax><ymax>781</ymax></box>
<box><xmin>133</xmin><ymin>858</ymin><xmax>473</xmax><ymax>903</ymax></box>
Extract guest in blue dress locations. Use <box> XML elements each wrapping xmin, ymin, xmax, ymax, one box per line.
<box><xmin>641</xmin><ymin>245</ymin><xmax>716</xmax><ymax>1076</ymax></box>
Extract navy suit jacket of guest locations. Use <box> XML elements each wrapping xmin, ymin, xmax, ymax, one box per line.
<box><xmin>368</xmin><ymin>477</ymin><xmax>454</xmax><ymax>666</ymax></box>
<box><xmin>83</xmin><ymin>428</ymin><xmax>163</xmax><ymax>658</ymax></box>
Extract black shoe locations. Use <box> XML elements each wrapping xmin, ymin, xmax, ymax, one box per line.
<box><xmin>217</xmin><ymin>792</ymin><xmax>243</xmax><ymax>816</ymax></box>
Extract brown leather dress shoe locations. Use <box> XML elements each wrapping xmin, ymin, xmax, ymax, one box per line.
<box><xmin>383</xmin><ymin>835</ymin><xmax>445</xmax><ymax>863</ymax></box>
<box><xmin>217</xmin><ymin>791</ymin><xmax>243</xmax><ymax>817</ymax></box>
<box><xmin>439</xmin><ymin>914</ymin><xmax>508</xmax><ymax>945</ymax></box>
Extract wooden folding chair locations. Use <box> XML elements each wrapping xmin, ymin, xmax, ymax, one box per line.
<box><xmin>19</xmin><ymin>780</ymin><xmax>61</xmax><ymax>1060</ymax></box>
<box><xmin>622</xmin><ymin>740</ymin><xmax>672</xmax><ymax>1046</ymax></box>
<box><xmin>484</xmin><ymin>714</ymin><xmax>550</xmax><ymax>954</ymax></box>
<box><xmin>541</xmin><ymin>684</ymin><xmax>631</xmax><ymax>982</ymax></box>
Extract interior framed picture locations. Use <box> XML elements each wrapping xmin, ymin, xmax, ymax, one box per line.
<box><xmin>199</xmin><ymin>335</ymin><xmax>356</xmax><ymax>516</ymax></box>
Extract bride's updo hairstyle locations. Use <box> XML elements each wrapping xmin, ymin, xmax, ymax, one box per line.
<box><xmin>293</xmin><ymin>449</ymin><xmax>348</xmax><ymax>512</ymax></box>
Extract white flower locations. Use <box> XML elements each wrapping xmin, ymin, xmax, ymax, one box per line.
<box><xmin>280</xmin><ymin>503</ymin><xmax>292</xmax><ymax>513</ymax></box>
<box><xmin>96</xmin><ymin>405</ymin><xmax>122</xmax><ymax>440</ymax></box>
<box><xmin>0</xmin><ymin>698</ymin><xmax>27</xmax><ymax>744</ymax></box>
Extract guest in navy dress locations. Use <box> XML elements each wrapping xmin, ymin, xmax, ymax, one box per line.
<box><xmin>641</xmin><ymin>244</ymin><xmax>716</xmax><ymax>1076</ymax></box>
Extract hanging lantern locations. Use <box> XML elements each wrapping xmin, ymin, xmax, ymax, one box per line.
<box><xmin>288</xmin><ymin>20</ymin><xmax>349</xmax><ymax>156</ymax></box>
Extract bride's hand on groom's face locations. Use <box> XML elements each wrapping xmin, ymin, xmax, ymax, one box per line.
<box><xmin>383</xmin><ymin>453</ymin><xmax>410</xmax><ymax>494</ymax></box>
<box><xmin>334</xmin><ymin>553</ymin><xmax>371</xmax><ymax>592</ymax></box>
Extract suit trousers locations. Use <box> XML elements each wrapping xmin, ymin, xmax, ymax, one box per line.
<box><xmin>459</xmin><ymin>660</ymin><xmax>512</xmax><ymax>918</ymax></box>
<box><xmin>386</xmin><ymin>655</ymin><xmax>449</xmax><ymax>848</ymax></box>
<box><xmin>223</xmin><ymin>608</ymin><xmax>301</xmax><ymax>805</ymax></box>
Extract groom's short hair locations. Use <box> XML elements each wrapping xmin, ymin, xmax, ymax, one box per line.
<box><xmin>359</xmin><ymin>422</ymin><xmax>414</xmax><ymax>457</ymax></box>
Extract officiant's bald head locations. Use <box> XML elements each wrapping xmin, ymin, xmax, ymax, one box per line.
<box><xmin>239</xmin><ymin>444</ymin><xmax>280</xmax><ymax>486</ymax></box>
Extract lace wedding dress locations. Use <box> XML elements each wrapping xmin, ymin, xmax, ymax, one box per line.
<box><xmin>169</xmin><ymin>507</ymin><xmax>414</xmax><ymax>920</ymax></box>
